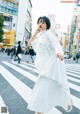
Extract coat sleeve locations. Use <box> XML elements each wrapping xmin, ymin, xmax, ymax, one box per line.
<box><xmin>47</xmin><ymin>31</ymin><xmax>64</xmax><ymax>54</ymax></box>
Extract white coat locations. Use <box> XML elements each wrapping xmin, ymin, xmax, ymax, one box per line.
<box><xmin>27</xmin><ymin>30</ymin><xmax>72</xmax><ymax>113</ymax></box>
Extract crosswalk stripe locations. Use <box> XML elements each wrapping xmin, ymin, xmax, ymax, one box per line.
<box><xmin>69</xmin><ymin>83</ymin><xmax>80</xmax><ymax>92</ymax></box>
<box><xmin>67</xmin><ymin>72</ymin><xmax>80</xmax><ymax>79</ymax></box>
<box><xmin>13</xmin><ymin>62</ymin><xmax>80</xmax><ymax>83</ymax></box>
<box><xmin>66</xmin><ymin>64</ymin><xmax>80</xmax><ymax>67</ymax></box>
<box><xmin>0</xmin><ymin>65</ymin><xmax>63</xmax><ymax>114</ymax></box>
<box><xmin>22</xmin><ymin>62</ymin><xmax>35</xmax><ymax>68</ymax></box>
<box><xmin>2</xmin><ymin>61</ymin><xmax>37</xmax><ymax>82</ymax></box>
<box><xmin>14</xmin><ymin>62</ymin><xmax>80</xmax><ymax>83</ymax></box>
<box><xmin>0</xmin><ymin>62</ymin><xmax>80</xmax><ymax>114</ymax></box>
<box><xmin>0</xmin><ymin>96</ymin><xmax>9</xmax><ymax>114</ymax></box>
<box><xmin>2</xmin><ymin>61</ymin><xmax>80</xmax><ymax>93</ymax></box>
<box><xmin>66</xmin><ymin>67</ymin><xmax>80</xmax><ymax>72</ymax></box>
<box><xmin>66</xmin><ymin>65</ymin><xmax>80</xmax><ymax>70</ymax></box>
<box><xmin>12</xmin><ymin>61</ymin><xmax>38</xmax><ymax>73</ymax></box>
<box><xmin>67</xmin><ymin>69</ymin><xmax>80</xmax><ymax>75</ymax></box>
<box><xmin>68</xmin><ymin>76</ymin><xmax>80</xmax><ymax>83</ymax></box>
<box><xmin>71</xmin><ymin>95</ymin><xmax>80</xmax><ymax>109</ymax></box>
<box><xmin>12</xmin><ymin>62</ymin><xmax>80</xmax><ymax>92</ymax></box>
<box><xmin>0</xmin><ymin>65</ymin><xmax>32</xmax><ymax>103</ymax></box>
<box><xmin>10</xmin><ymin>62</ymin><xmax>80</xmax><ymax>96</ymax></box>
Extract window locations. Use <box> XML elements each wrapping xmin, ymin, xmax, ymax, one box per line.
<box><xmin>13</xmin><ymin>23</ymin><xmax>15</xmax><ymax>27</ymax></box>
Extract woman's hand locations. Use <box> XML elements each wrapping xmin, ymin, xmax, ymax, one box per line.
<box><xmin>56</xmin><ymin>53</ymin><xmax>64</xmax><ymax>61</ymax></box>
<box><xmin>35</xmin><ymin>28</ymin><xmax>41</xmax><ymax>34</ymax></box>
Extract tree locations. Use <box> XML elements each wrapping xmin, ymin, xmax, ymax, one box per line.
<box><xmin>0</xmin><ymin>15</ymin><xmax>4</xmax><ymax>42</ymax></box>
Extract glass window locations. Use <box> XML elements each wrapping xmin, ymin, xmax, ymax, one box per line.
<box><xmin>1</xmin><ymin>7</ymin><xmax>4</xmax><ymax>12</ymax></box>
<box><xmin>0</xmin><ymin>6</ymin><xmax>1</xmax><ymax>10</ymax></box>
<box><xmin>5</xmin><ymin>8</ymin><xmax>9</xmax><ymax>13</ymax></box>
<box><xmin>8</xmin><ymin>9</ymin><xmax>10</xmax><ymax>13</ymax></box>
<box><xmin>13</xmin><ymin>23</ymin><xmax>15</xmax><ymax>27</ymax></box>
<box><xmin>4</xmin><ymin>7</ymin><xmax>7</xmax><ymax>12</ymax></box>
<box><xmin>11</xmin><ymin>10</ymin><xmax>13</xmax><ymax>14</ymax></box>
<box><xmin>12</xmin><ymin>10</ymin><xmax>16</xmax><ymax>15</ymax></box>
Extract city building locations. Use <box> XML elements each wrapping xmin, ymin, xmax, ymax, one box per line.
<box><xmin>69</xmin><ymin>2</ymin><xmax>80</xmax><ymax>57</ymax></box>
<box><xmin>16</xmin><ymin>0</ymin><xmax>32</xmax><ymax>45</ymax></box>
<box><xmin>0</xmin><ymin>0</ymin><xmax>18</xmax><ymax>31</ymax></box>
<box><xmin>0</xmin><ymin>0</ymin><xmax>18</xmax><ymax>47</ymax></box>
<box><xmin>0</xmin><ymin>0</ymin><xmax>32</xmax><ymax>47</ymax></box>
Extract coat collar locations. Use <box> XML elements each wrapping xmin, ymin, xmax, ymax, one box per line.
<box><xmin>40</xmin><ymin>29</ymin><xmax>47</xmax><ymax>35</ymax></box>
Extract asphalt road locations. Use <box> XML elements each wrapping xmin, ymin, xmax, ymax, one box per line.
<box><xmin>0</xmin><ymin>52</ymin><xmax>80</xmax><ymax>114</ymax></box>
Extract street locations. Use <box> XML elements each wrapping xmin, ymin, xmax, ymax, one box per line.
<box><xmin>0</xmin><ymin>52</ymin><xmax>80</xmax><ymax>114</ymax></box>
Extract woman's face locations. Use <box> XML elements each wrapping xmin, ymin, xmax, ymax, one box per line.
<box><xmin>38</xmin><ymin>19</ymin><xmax>47</xmax><ymax>31</ymax></box>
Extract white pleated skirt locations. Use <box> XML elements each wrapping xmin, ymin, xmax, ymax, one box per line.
<box><xmin>27</xmin><ymin>76</ymin><xmax>71</xmax><ymax>113</ymax></box>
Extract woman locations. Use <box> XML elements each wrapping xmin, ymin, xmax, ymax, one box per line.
<box><xmin>27</xmin><ymin>16</ymin><xmax>73</xmax><ymax>114</ymax></box>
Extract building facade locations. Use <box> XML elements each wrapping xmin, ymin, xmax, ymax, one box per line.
<box><xmin>0</xmin><ymin>0</ymin><xmax>32</xmax><ymax>47</ymax></box>
<box><xmin>0</xmin><ymin>0</ymin><xmax>18</xmax><ymax>47</ymax></box>
<box><xmin>0</xmin><ymin>0</ymin><xmax>18</xmax><ymax>31</ymax></box>
<box><xmin>16</xmin><ymin>0</ymin><xmax>32</xmax><ymax>45</ymax></box>
<box><xmin>69</xmin><ymin>3</ymin><xmax>80</xmax><ymax>57</ymax></box>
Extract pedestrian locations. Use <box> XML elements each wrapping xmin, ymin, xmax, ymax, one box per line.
<box><xmin>7</xmin><ymin>47</ymin><xmax>11</xmax><ymax>56</ymax></box>
<box><xmin>11</xmin><ymin>46</ymin><xmax>16</xmax><ymax>59</ymax></box>
<box><xmin>27</xmin><ymin>16</ymin><xmax>73</xmax><ymax>114</ymax></box>
<box><xmin>76</xmin><ymin>53</ymin><xmax>79</xmax><ymax>63</ymax></box>
<box><xmin>26</xmin><ymin>46</ymin><xmax>35</xmax><ymax>63</ymax></box>
<box><xmin>16</xmin><ymin>41</ymin><xmax>22</xmax><ymax>64</ymax></box>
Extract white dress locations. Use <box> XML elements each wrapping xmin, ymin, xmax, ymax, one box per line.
<box><xmin>27</xmin><ymin>30</ymin><xmax>72</xmax><ymax>113</ymax></box>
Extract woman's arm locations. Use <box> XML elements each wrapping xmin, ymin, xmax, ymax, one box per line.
<box><xmin>47</xmin><ymin>31</ymin><xmax>64</xmax><ymax>61</ymax></box>
<box><xmin>28</xmin><ymin>28</ymin><xmax>40</xmax><ymax>47</ymax></box>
